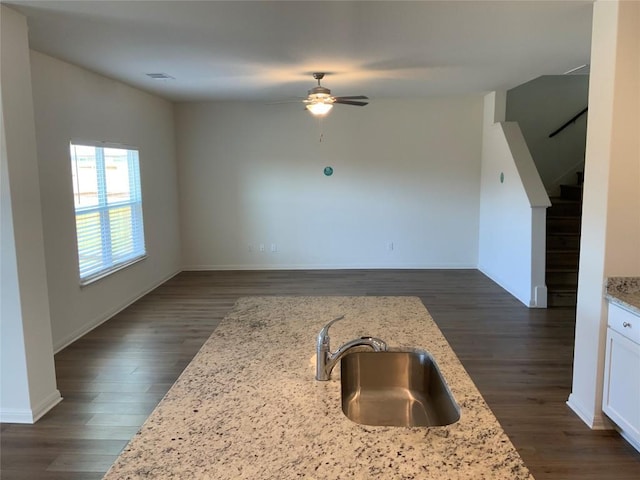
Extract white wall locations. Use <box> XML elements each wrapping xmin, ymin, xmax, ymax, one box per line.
<box><xmin>29</xmin><ymin>51</ymin><xmax>182</xmax><ymax>351</ymax></box>
<box><xmin>478</xmin><ymin>92</ymin><xmax>550</xmax><ymax>307</ymax></box>
<box><xmin>568</xmin><ymin>0</ymin><xmax>640</xmax><ymax>429</ymax></box>
<box><xmin>176</xmin><ymin>97</ymin><xmax>483</xmax><ymax>270</ymax></box>
<box><xmin>506</xmin><ymin>75</ymin><xmax>589</xmax><ymax>194</ymax></box>
<box><xmin>0</xmin><ymin>6</ymin><xmax>61</xmax><ymax>423</ymax></box>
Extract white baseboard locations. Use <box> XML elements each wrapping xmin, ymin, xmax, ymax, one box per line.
<box><xmin>477</xmin><ymin>265</ymin><xmax>531</xmax><ymax>307</ymax></box>
<box><xmin>567</xmin><ymin>393</ymin><xmax>594</xmax><ymax>426</ymax></box>
<box><xmin>0</xmin><ymin>389</ymin><xmax>62</xmax><ymax>424</ymax></box>
<box><xmin>182</xmin><ymin>263</ymin><xmax>478</xmax><ymax>271</ymax></box>
<box><xmin>619</xmin><ymin>428</ymin><xmax>640</xmax><ymax>453</ymax></box>
<box><xmin>566</xmin><ymin>393</ymin><xmax>613</xmax><ymax>430</ymax></box>
<box><xmin>32</xmin><ymin>389</ymin><xmax>63</xmax><ymax>422</ymax></box>
<box><xmin>533</xmin><ymin>285</ymin><xmax>548</xmax><ymax>308</ymax></box>
<box><xmin>53</xmin><ymin>269</ymin><xmax>181</xmax><ymax>353</ymax></box>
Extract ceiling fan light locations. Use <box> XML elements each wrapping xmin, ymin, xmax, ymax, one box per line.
<box><xmin>306</xmin><ymin>102</ymin><xmax>333</xmax><ymax>116</ymax></box>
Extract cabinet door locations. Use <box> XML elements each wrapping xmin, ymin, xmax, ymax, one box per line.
<box><xmin>602</xmin><ymin>328</ymin><xmax>640</xmax><ymax>446</ymax></box>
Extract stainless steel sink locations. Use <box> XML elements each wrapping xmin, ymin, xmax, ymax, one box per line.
<box><xmin>340</xmin><ymin>349</ymin><xmax>460</xmax><ymax>427</ymax></box>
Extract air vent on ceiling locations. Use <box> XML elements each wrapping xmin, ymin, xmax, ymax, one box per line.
<box><xmin>145</xmin><ymin>73</ymin><xmax>174</xmax><ymax>80</ymax></box>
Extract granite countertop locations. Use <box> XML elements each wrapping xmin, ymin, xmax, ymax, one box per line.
<box><xmin>605</xmin><ymin>277</ymin><xmax>640</xmax><ymax>315</ymax></box>
<box><xmin>103</xmin><ymin>296</ymin><xmax>533</xmax><ymax>479</ymax></box>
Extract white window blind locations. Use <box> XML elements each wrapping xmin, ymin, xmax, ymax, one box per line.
<box><xmin>70</xmin><ymin>142</ymin><xmax>146</xmax><ymax>284</ymax></box>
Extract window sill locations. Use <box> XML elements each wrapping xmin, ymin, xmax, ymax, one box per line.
<box><xmin>79</xmin><ymin>254</ymin><xmax>147</xmax><ymax>287</ymax></box>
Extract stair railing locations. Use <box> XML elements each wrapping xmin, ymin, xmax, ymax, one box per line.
<box><xmin>548</xmin><ymin>107</ymin><xmax>588</xmax><ymax>138</ymax></box>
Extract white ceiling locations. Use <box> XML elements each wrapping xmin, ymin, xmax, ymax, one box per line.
<box><xmin>6</xmin><ymin>0</ymin><xmax>594</xmax><ymax>102</ymax></box>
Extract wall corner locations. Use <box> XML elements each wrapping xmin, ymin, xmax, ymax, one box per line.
<box><xmin>483</xmin><ymin>91</ymin><xmax>507</xmax><ymax>127</ymax></box>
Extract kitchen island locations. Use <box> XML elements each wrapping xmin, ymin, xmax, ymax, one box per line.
<box><xmin>103</xmin><ymin>296</ymin><xmax>533</xmax><ymax>479</ymax></box>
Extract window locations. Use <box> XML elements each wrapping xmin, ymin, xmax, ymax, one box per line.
<box><xmin>70</xmin><ymin>142</ymin><xmax>146</xmax><ymax>284</ymax></box>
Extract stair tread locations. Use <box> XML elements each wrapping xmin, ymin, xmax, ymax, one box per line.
<box><xmin>547</xmin><ymin>284</ymin><xmax>578</xmax><ymax>291</ymax></box>
<box><xmin>547</xmin><ymin>231</ymin><xmax>580</xmax><ymax>236</ymax></box>
<box><xmin>547</xmin><ymin>181</ymin><xmax>582</xmax><ymax>308</ymax></box>
<box><xmin>549</xmin><ymin>196</ymin><xmax>581</xmax><ymax>204</ymax></box>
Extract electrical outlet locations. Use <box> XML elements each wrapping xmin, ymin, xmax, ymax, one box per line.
<box><xmin>259</xmin><ymin>243</ymin><xmax>265</xmax><ymax>252</ymax></box>
<box><xmin>271</xmin><ymin>243</ymin><xmax>277</xmax><ymax>252</ymax></box>
<box><xmin>388</xmin><ymin>242</ymin><xmax>394</xmax><ymax>251</ymax></box>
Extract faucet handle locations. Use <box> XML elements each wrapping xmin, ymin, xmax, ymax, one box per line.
<box><xmin>359</xmin><ymin>336</ymin><xmax>388</xmax><ymax>352</ymax></box>
<box><xmin>317</xmin><ymin>315</ymin><xmax>345</xmax><ymax>347</ymax></box>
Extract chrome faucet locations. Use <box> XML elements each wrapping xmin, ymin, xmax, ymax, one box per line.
<box><xmin>316</xmin><ymin>315</ymin><xmax>387</xmax><ymax>381</ymax></box>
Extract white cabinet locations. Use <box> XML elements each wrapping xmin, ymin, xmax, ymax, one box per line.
<box><xmin>603</xmin><ymin>303</ymin><xmax>640</xmax><ymax>452</ymax></box>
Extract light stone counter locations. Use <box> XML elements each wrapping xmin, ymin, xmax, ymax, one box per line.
<box><xmin>606</xmin><ymin>277</ymin><xmax>640</xmax><ymax>315</ymax></box>
<box><xmin>103</xmin><ymin>296</ymin><xmax>533</xmax><ymax>479</ymax></box>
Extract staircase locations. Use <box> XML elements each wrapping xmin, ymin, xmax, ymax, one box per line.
<box><xmin>546</xmin><ymin>172</ymin><xmax>583</xmax><ymax>307</ymax></box>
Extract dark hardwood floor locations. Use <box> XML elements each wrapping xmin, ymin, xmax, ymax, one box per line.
<box><xmin>2</xmin><ymin>270</ymin><xmax>639</xmax><ymax>479</ymax></box>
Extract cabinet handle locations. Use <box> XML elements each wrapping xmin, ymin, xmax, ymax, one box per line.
<box><xmin>622</xmin><ymin>322</ymin><xmax>632</xmax><ymax>328</ymax></box>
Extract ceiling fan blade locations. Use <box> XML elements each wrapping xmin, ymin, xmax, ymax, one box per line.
<box><xmin>334</xmin><ymin>95</ymin><xmax>369</xmax><ymax>100</ymax></box>
<box><xmin>334</xmin><ymin>99</ymin><xmax>369</xmax><ymax>106</ymax></box>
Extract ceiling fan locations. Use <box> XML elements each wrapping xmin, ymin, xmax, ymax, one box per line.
<box><xmin>304</xmin><ymin>73</ymin><xmax>368</xmax><ymax>116</ymax></box>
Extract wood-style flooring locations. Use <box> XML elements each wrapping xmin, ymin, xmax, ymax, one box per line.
<box><xmin>1</xmin><ymin>270</ymin><xmax>639</xmax><ymax>479</ymax></box>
